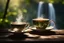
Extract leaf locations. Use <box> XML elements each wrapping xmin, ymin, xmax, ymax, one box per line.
<box><xmin>62</xmin><ymin>1</ymin><xmax>64</xmax><ymax>4</ymax></box>
<box><xmin>12</xmin><ymin>12</ymin><xmax>17</xmax><ymax>16</ymax></box>
<box><xmin>23</xmin><ymin>9</ymin><xmax>27</xmax><ymax>13</ymax></box>
<box><xmin>5</xmin><ymin>19</ymin><xmax>9</xmax><ymax>22</ymax></box>
<box><xmin>0</xmin><ymin>19</ymin><xmax>3</xmax><ymax>22</ymax></box>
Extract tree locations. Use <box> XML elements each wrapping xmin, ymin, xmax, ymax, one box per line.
<box><xmin>2</xmin><ymin>0</ymin><xmax>10</xmax><ymax>22</ymax></box>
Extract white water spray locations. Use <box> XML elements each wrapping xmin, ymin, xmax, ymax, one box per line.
<box><xmin>37</xmin><ymin>2</ymin><xmax>44</xmax><ymax>18</ymax></box>
<box><xmin>48</xmin><ymin>3</ymin><xmax>57</xmax><ymax>29</ymax></box>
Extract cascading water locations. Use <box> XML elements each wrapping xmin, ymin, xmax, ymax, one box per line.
<box><xmin>37</xmin><ymin>1</ymin><xmax>44</xmax><ymax>18</ymax></box>
<box><xmin>48</xmin><ymin>3</ymin><xmax>57</xmax><ymax>29</ymax></box>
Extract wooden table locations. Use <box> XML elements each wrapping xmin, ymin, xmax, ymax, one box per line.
<box><xmin>0</xmin><ymin>29</ymin><xmax>64</xmax><ymax>42</ymax></box>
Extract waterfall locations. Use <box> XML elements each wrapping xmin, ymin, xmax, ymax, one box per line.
<box><xmin>48</xmin><ymin>3</ymin><xmax>57</xmax><ymax>29</ymax></box>
<box><xmin>37</xmin><ymin>2</ymin><xmax>44</xmax><ymax>18</ymax></box>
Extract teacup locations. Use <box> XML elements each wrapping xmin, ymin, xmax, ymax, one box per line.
<box><xmin>32</xmin><ymin>18</ymin><xmax>49</xmax><ymax>30</ymax></box>
<box><xmin>10</xmin><ymin>22</ymin><xmax>29</xmax><ymax>32</ymax></box>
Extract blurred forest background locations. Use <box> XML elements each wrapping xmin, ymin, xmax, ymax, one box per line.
<box><xmin>0</xmin><ymin>0</ymin><xmax>64</xmax><ymax>29</ymax></box>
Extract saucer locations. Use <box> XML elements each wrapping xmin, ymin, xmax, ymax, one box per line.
<box><xmin>31</xmin><ymin>27</ymin><xmax>52</xmax><ymax>32</ymax></box>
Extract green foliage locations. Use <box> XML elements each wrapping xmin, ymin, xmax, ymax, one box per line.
<box><xmin>25</xmin><ymin>0</ymin><xmax>30</xmax><ymax>5</ymax></box>
<box><xmin>0</xmin><ymin>12</ymin><xmax>4</xmax><ymax>18</ymax></box>
<box><xmin>22</xmin><ymin>9</ymin><xmax>27</xmax><ymax>13</ymax></box>
<box><xmin>0</xmin><ymin>18</ymin><xmax>11</xmax><ymax>28</ymax></box>
<box><xmin>6</xmin><ymin>12</ymin><xmax>17</xmax><ymax>17</ymax></box>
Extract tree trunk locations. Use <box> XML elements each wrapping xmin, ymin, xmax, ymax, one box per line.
<box><xmin>2</xmin><ymin>0</ymin><xmax>10</xmax><ymax>22</ymax></box>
